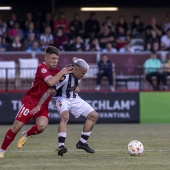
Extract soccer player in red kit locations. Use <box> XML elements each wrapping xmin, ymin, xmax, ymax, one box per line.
<box><xmin>0</xmin><ymin>46</ymin><xmax>73</xmax><ymax>158</ymax></box>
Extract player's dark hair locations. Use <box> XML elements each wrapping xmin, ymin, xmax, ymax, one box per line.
<box><xmin>45</xmin><ymin>46</ymin><xmax>60</xmax><ymax>56</ymax></box>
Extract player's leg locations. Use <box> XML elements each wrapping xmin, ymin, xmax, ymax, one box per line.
<box><xmin>52</xmin><ymin>97</ymin><xmax>70</xmax><ymax>156</ymax></box>
<box><xmin>33</xmin><ymin>115</ymin><xmax>49</xmax><ymax>134</ymax></box>
<box><xmin>71</xmin><ymin>98</ymin><xmax>99</xmax><ymax>153</ymax></box>
<box><xmin>76</xmin><ymin>111</ymin><xmax>99</xmax><ymax>153</ymax></box>
<box><xmin>0</xmin><ymin>120</ymin><xmax>25</xmax><ymax>158</ymax></box>
<box><xmin>18</xmin><ymin>115</ymin><xmax>49</xmax><ymax>149</ymax></box>
<box><xmin>17</xmin><ymin>108</ymin><xmax>49</xmax><ymax>149</ymax></box>
<box><xmin>57</xmin><ymin>110</ymin><xmax>69</xmax><ymax>156</ymax></box>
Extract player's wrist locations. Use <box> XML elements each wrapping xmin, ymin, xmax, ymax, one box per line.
<box><xmin>56</xmin><ymin>70</ymin><xmax>64</xmax><ymax>77</ymax></box>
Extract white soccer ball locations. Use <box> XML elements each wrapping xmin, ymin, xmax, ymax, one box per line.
<box><xmin>128</xmin><ymin>140</ymin><xmax>144</xmax><ymax>156</ymax></box>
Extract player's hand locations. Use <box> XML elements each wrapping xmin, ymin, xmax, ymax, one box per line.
<box><xmin>61</xmin><ymin>65</ymin><xmax>73</xmax><ymax>75</ymax></box>
<box><xmin>30</xmin><ymin>105</ymin><xmax>41</xmax><ymax>115</ymax></box>
<box><xmin>74</xmin><ymin>86</ymin><xmax>80</xmax><ymax>93</ymax></box>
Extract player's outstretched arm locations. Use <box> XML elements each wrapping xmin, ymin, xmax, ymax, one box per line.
<box><xmin>46</xmin><ymin>66</ymin><xmax>73</xmax><ymax>87</ymax></box>
<box><xmin>30</xmin><ymin>88</ymin><xmax>56</xmax><ymax>115</ymax></box>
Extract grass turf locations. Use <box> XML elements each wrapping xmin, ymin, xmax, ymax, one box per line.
<box><xmin>0</xmin><ymin>124</ymin><xmax>170</xmax><ymax>170</ymax></box>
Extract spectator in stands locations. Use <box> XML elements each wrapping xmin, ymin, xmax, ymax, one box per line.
<box><xmin>0</xmin><ymin>15</ymin><xmax>7</xmax><ymax>39</ymax></box>
<box><xmin>24</xmin><ymin>21</ymin><xmax>39</xmax><ymax>39</ymax></box>
<box><xmin>144</xmin><ymin>51</ymin><xmax>162</xmax><ymax>90</ymax></box>
<box><xmin>98</xmin><ymin>25</ymin><xmax>115</xmax><ymax>50</ymax></box>
<box><xmin>161</xmin><ymin>52</ymin><xmax>170</xmax><ymax>90</ymax></box>
<box><xmin>69</xmin><ymin>36</ymin><xmax>84</xmax><ymax>51</ymax></box>
<box><xmin>161</xmin><ymin>12</ymin><xmax>170</xmax><ymax>34</ymax></box>
<box><xmin>21</xmin><ymin>11</ymin><xmax>36</xmax><ymax>30</ymax></box>
<box><xmin>115</xmin><ymin>15</ymin><xmax>128</xmax><ymax>34</ymax></box>
<box><xmin>115</xmin><ymin>25</ymin><xmax>131</xmax><ymax>50</ymax></box>
<box><xmin>85</xmin><ymin>38</ymin><xmax>100</xmax><ymax>51</ymax></box>
<box><xmin>9</xmin><ymin>35</ymin><xmax>23</xmax><ymax>51</ymax></box>
<box><xmin>102</xmin><ymin>42</ymin><xmax>117</xmax><ymax>53</ymax></box>
<box><xmin>7</xmin><ymin>21</ymin><xmax>24</xmax><ymax>43</ymax></box>
<box><xmin>151</xmin><ymin>40</ymin><xmax>161</xmax><ymax>52</ymax></box>
<box><xmin>119</xmin><ymin>41</ymin><xmax>135</xmax><ymax>53</ymax></box>
<box><xmin>69</xmin><ymin>13</ymin><xmax>83</xmax><ymax>39</ymax></box>
<box><xmin>7</xmin><ymin>12</ymin><xmax>20</xmax><ymax>29</ymax></box>
<box><xmin>145</xmin><ymin>29</ymin><xmax>160</xmax><ymax>51</ymax></box>
<box><xmin>23</xmin><ymin>32</ymin><xmax>38</xmax><ymax>50</ymax></box>
<box><xmin>53</xmin><ymin>27</ymin><xmax>68</xmax><ymax>51</ymax></box>
<box><xmin>95</xmin><ymin>54</ymin><xmax>115</xmax><ymax>92</ymax></box>
<box><xmin>130</xmin><ymin>15</ymin><xmax>144</xmax><ymax>38</ymax></box>
<box><xmin>40</xmin><ymin>12</ymin><xmax>54</xmax><ymax>34</ymax></box>
<box><xmin>0</xmin><ymin>35</ymin><xmax>7</xmax><ymax>51</ymax></box>
<box><xmin>39</xmin><ymin>25</ymin><xmax>54</xmax><ymax>50</ymax></box>
<box><xmin>84</xmin><ymin>12</ymin><xmax>100</xmax><ymax>39</ymax></box>
<box><xmin>23</xmin><ymin>33</ymin><xmax>37</xmax><ymax>51</ymax></box>
<box><xmin>102</xmin><ymin>16</ymin><xmax>115</xmax><ymax>33</ymax></box>
<box><xmin>145</xmin><ymin>17</ymin><xmax>162</xmax><ymax>38</ymax></box>
<box><xmin>54</xmin><ymin>11</ymin><xmax>69</xmax><ymax>34</ymax></box>
<box><xmin>26</xmin><ymin>40</ymin><xmax>41</xmax><ymax>52</ymax></box>
<box><xmin>161</xmin><ymin>28</ymin><xmax>170</xmax><ymax>51</ymax></box>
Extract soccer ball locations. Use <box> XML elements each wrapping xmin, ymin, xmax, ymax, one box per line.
<box><xmin>128</xmin><ymin>140</ymin><xmax>144</xmax><ymax>156</ymax></box>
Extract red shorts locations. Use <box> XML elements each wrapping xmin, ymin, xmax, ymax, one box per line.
<box><xmin>15</xmin><ymin>103</ymin><xmax>49</xmax><ymax>124</ymax></box>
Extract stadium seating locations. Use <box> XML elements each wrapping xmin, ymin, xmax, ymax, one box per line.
<box><xmin>0</xmin><ymin>51</ymin><xmax>169</xmax><ymax>92</ymax></box>
<box><xmin>0</xmin><ymin>61</ymin><xmax>17</xmax><ymax>90</ymax></box>
<box><xmin>18</xmin><ymin>58</ymin><xmax>39</xmax><ymax>89</ymax></box>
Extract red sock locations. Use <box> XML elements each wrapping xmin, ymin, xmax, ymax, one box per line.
<box><xmin>1</xmin><ymin>129</ymin><xmax>16</xmax><ymax>150</ymax></box>
<box><xmin>26</xmin><ymin>125</ymin><xmax>42</xmax><ymax>136</ymax></box>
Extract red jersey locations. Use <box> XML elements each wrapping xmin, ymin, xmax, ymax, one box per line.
<box><xmin>21</xmin><ymin>62</ymin><xmax>60</xmax><ymax>108</ymax></box>
<box><xmin>54</xmin><ymin>19</ymin><xmax>69</xmax><ymax>33</ymax></box>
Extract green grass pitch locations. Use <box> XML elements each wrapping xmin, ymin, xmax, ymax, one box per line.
<box><xmin>0</xmin><ymin>124</ymin><xmax>170</xmax><ymax>170</ymax></box>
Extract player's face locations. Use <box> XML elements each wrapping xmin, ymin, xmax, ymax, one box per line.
<box><xmin>45</xmin><ymin>53</ymin><xmax>59</xmax><ymax>69</ymax></box>
<box><xmin>73</xmin><ymin>66</ymin><xmax>87</xmax><ymax>79</ymax></box>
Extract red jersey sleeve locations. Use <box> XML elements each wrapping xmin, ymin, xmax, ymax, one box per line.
<box><xmin>37</xmin><ymin>63</ymin><xmax>60</xmax><ymax>82</ymax></box>
<box><xmin>21</xmin><ymin>63</ymin><xmax>60</xmax><ymax>107</ymax></box>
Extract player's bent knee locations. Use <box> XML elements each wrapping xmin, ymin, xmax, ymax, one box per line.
<box><xmin>37</xmin><ymin>125</ymin><xmax>46</xmax><ymax>133</ymax></box>
<box><xmin>61</xmin><ymin>112</ymin><xmax>69</xmax><ymax>122</ymax></box>
<box><xmin>36</xmin><ymin>116</ymin><xmax>48</xmax><ymax>132</ymax></box>
<box><xmin>88</xmin><ymin>111</ymin><xmax>99</xmax><ymax>122</ymax></box>
<box><xmin>93</xmin><ymin>112</ymin><xmax>99</xmax><ymax>121</ymax></box>
<box><xmin>37</xmin><ymin>123</ymin><xmax>48</xmax><ymax>132</ymax></box>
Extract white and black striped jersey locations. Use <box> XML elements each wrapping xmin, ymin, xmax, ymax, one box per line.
<box><xmin>54</xmin><ymin>73</ymin><xmax>80</xmax><ymax>99</ymax></box>
<box><xmin>40</xmin><ymin>34</ymin><xmax>53</xmax><ymax>43</ymax></box>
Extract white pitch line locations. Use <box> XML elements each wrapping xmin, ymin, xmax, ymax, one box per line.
<box><xmin>8</xmin><ymin>149</ymin><xmax>170</xmax><ymax>153</ymax></box>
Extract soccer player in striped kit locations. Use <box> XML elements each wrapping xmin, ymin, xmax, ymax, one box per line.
<box><xmin>52</xmin><ymin>57</ymin><xmax>99</xmax><ymax>156</ymax></box>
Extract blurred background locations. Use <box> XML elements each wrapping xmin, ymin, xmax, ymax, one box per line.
<box><xmin>1</xmin><ymin>0</ymin><xmax>170</xmax><ymax>124</ymax></box>
<box><xmin>1</xmin><ymin>0</ymin><xmax>170</xmax><ymax>25</ymax></box>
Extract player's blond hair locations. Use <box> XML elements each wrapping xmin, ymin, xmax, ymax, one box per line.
<box><xmin>72</xmin><ymin>57</ymin><xmax>89</xmax><ymax>70</ymax></box>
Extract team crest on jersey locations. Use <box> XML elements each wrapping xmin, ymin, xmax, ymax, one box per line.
<box><xmin>41</xmin><ymin>68</ymin><xmax>47</xmax><ymax>73</ymax></box>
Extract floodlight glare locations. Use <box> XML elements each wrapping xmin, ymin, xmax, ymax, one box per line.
<box><xmin>80</xmin><ymin>7</ymin><xmax>118</xmax><ymax>11</ymax></box>
<box><xmin>0</xmin><ymin>6</ymin><xmax>12</xmax><ymax>10</ymax></box>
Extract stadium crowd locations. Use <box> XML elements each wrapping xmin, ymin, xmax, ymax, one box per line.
<box><xmin>0</xmin><ymin>11</ymin><xmax>170</xmax><ymax>53</ymax></box>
